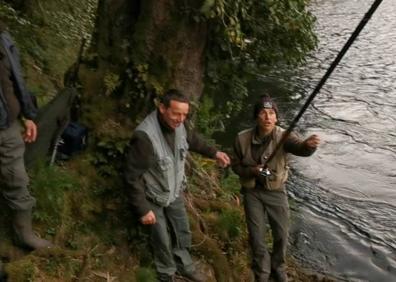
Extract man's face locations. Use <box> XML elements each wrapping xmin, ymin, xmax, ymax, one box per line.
<box><xmin>257</xmin><ymin>108</ymin><xmax>277</xmax><ymax>134</ymax></box>
<box><xmin>159</xmin><ymin>100</ymin><xmax>189</xmax><ymax>130</ymax></box>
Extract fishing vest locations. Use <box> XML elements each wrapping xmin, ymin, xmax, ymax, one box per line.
<box><xmin>135</xmin><ymin>110</ymin><xmax>189</xmax><ymax>206</ymax></box>
<box><xmin>237</xmin><ymin>126</ymin><xmax>289</xmax><ymax>191</ymax></box>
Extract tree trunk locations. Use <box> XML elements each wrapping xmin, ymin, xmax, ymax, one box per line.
<box><xmin>87</xmin><ymin>0</ymin><xmax>207</xmax><ymax>101</ymax></box>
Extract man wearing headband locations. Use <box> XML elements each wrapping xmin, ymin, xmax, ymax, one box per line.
<box><xmin>232</xmin><ymin>95</ymin><xmax>320</xmax><ymax>282</ymax></box>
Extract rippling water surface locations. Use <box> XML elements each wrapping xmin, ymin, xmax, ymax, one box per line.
<box><xmin>287</xmin><ymin>0</ymin><xmax>396</xmax><ymax>281</ymax></box>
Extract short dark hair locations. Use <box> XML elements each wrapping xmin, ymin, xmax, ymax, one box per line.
<box><xmin>253</xmin><ymin>95</ymin><xmax>279</xmax><ymax>119</ymax></box>
<box><xmin>160</xmin><ymin>89</ymin><xmax>190</xmax><ymax>107</ymax></box>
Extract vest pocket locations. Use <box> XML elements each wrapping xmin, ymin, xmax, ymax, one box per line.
<box><xmin>179</xmin><ymin>148</ymin><xmax>187</xmax><ymax>160</ymax></box>
<box><xmin>265</xmin><ymin>167</ymin><xmax>288</xmax><ymax>190</ymax></box>
<box><xmin>145</xmin><ymin>188</ymin><xmax>170</xmax><ymax>206</ymax></box>
<box><xmin>158</xmin><ymin>157</ymin><xmax>172</xmax><ymax>171</ymax></box>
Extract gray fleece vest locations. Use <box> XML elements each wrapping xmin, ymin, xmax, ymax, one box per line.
<box><xmin>135</xmin><ymin>110</ymin><xmax>189</xmax><ymax>206</ymax></box>
<box><xmin>237</xmin><ymin>126</ymin><xmax>289</xmax><ymax>191</ymax></box>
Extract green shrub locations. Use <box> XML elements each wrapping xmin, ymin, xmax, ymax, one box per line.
<box><xmin>5</xmin><ymin>259</ymin><xmax>36</xmax><ymax>282</ymax></box>
<box><xmin>135</xmin><ymin>267</ymin><xmax>157</xmax><ymax>282</ymax></box>
<box><xmin>29</xmin><ymin>162</ymin><xmax>80</xmax><ymax>227</ymax></box>
<box><xmin>217</xmin><ymin>208</ymin><xmax>244</xmax><ymax>240</ymax></box>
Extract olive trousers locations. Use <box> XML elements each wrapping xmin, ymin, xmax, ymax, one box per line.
<box><xmin>243</xmin><ymin>188</ymin><xmax>289</xmax><ymax>282</ymax></box>
<box><xmin>148</xmin><ymin>195</ymin><xmax>195</xmax><ymax>276</ymax></box>
<box><xmin>0</xmin><ymin>121</ymin><xmax>36</xmax><ymax>211</ymax></box>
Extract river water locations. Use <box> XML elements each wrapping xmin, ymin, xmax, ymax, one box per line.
<box><xmin>287</xmin><ymin>0</ymin><xmax>396</xmax><ymax>281</ymax></box>
<box><xmin>215</xmin><ymin>0</ymin><xmax>396</xmax><ymax>281</ymax></box>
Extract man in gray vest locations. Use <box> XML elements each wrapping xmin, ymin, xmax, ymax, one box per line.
<box><xmin>0</xmin><ymin>22</ymin><xmax>53</xmax><ymax>256</ymax></box>
<box><xmin>232</xmin><ymin>95</ymin><xmax>320</xmax><ymax>282</ymax></box>
<box><xmin>124</xmin><ymin>89</ymin><xmax>230</xmax><ymax>282</ymax></box>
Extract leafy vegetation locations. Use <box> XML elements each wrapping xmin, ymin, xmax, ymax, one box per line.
<box><xmin>195</xmin><ymin>0</ymin><xmax>317</xmax><ymax>135</ymax></box>
<box><xmin>29</xmin><ymin>162</ymin><xmax>79</xmax><ymax>232</ymax></box>
<box><xmin>0</xmin><ymin>0</ymin><xmax>97</xmax><ymax>105</ymax></box>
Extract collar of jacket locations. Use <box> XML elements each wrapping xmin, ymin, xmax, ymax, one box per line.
<box><xmin>251</xmin><ymin>126</ymin><xmax>272</xmax><ymax>145</ymax></box>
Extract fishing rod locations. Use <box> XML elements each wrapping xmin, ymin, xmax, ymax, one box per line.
<box><xmin>262</xmin><ymin>0</ymin><xmax>384</xmax><ymax>171</ymax></box>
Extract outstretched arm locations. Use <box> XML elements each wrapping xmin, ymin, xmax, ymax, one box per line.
<box><xmin>187</xmin><ymin>126</ymin><xmax>230</xmax><ymax>167</ymax></box>
<box><xmin>284</xmin><ymin>132</ymin><xmax>320</xmax><ymax>156</ymax></box>
<box><xmin>304</xmin><ymin>134</ymin><xmax>320</xmax><ymax>150</ymax></box>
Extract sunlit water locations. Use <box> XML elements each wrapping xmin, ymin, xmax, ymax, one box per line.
<box><xmin>215</xmin><ymin>0</ymin><xmax>396</xmax><ymax>281</ymax></box>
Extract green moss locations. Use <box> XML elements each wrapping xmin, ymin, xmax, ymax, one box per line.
<box><xmin>42</xmin><ymin>251</ymin><xmax>83</xmax><ymax>279</ymax></box>
<box><xmin>5</xmin><ymin>248</ymin><xmax>85</xmax><ymax>281</ymax></box>
<box><xmin>103</xmin><ymin>72</ymin><xmax>121</xmax><ymax>96</ymax></box>
<box><xmin>217</xmin><ymin>208</ymin><xmax>244</xmax><ymax>240</ymax></box>
<box><xmin>5</xmin><ymin>258</ymin><xmax>36</xmax><ymax>282</ymax></box>
<box><xmin>29</xmin><ymin>162</ymin><xmax>80</xmax><ymax>228</ymax></box>
<box><xmin>135</xmin><ymin>267</ymin><xmax>156</xmax><ymax>282</ymax></box>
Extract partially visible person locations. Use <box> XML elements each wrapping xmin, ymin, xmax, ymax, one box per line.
<box><xmin>232</xmin><ymin>95</ymin><xmax>320</xmax><ymax>282</ymax></box>
<box><xmin>0</xmin><ymin>20</ymin><xmax>52</xmax><ymax>250</ymax></box>
<box><xmin>0</xmin><ymin>261</ymin><xmax>5</xmax><ymax>282</ymax></box>
<box><xmin>124</xmin><ymin>89</ymin><xmax>230</xmax><ymax>282</ymax></box>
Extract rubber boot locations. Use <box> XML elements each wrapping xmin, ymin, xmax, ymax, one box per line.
<box><xmin>12</xmin><ymin>209</ymin><xmax>53</xmax><ymax>250</ymax></box>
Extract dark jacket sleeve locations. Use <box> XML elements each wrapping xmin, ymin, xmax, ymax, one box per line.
<box><xmin>186</xmin><ymin>126</ymin><xmax>217</xmax><ymax>158</ymax></box>
<box><xmin>124</xmin><ymin>131</ymin><xmax>155</xmax><ymax>218</ymax></box>
<box><xmin>283</xmin><ymin>132</ymin><xmax>316</xmax><ymax>156</ymax></box>
<box><xmin>2</xmin><ymin>31</ymin><xmax>37</xmax><ymax>119</ymax></box>
<box><xmin>231</xmin><ymin>136</ymin><xmax>257</xmax><ymax>178</ymax></box>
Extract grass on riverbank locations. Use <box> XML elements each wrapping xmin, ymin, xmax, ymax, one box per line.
<box><xmin>1</xmin><ymin>154</ymin><xmax>335</xmax><ymax>281</ymax></box>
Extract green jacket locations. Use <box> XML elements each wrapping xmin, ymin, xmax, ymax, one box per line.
<box><xmin>233</xmin><ymin>126</ymin><xmax>316</xmax><ymax>192</ymax></box>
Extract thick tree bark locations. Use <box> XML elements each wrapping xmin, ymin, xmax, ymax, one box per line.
<box><xmin>90</xmin><ymin>0</ymin><xmax>207</xmax><ymax>100</ymax></box>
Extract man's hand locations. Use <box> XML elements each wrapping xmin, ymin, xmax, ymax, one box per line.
<box><xmin>23</xmin><ymin>119</ymin><xmax>38</xmax><ymax>143</ymax></box>
<box><xmin>140</xmin><ymin>210</ymin><xmax>156</xmax><ymax>225</ymax></box>
<box><xmin>215</xmin><ymin>151</ymin><xmax>231</xmax><ymax>168</ymax></box>
<box><xmin>304</xmin><ymin>134</ymin><xmax>320</xmax><ymax>149</ymax></box>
